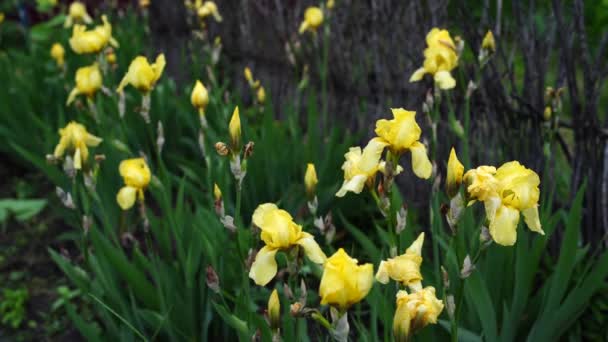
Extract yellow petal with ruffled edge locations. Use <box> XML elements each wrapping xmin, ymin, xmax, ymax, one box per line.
<box><xmin>409</xmin><ymin>67</ymin><xmax>427</xmax><ymax>82</ymax></box>
<box><xmin>359</xmin><ymin>138</ymin><xmax>387</xmax><ymax>174</ymax></box>
<box><xmin>393</xmin><ymin>290</ymin><xmax>412</xmax><ymax>342</ymax></box>
<box><xmin>117</xmin><ymin>186</ymin><xmax>138</xmax><ymax>210</ymax></box>
<box><xmin>409</xmin><ymin>141</ymin><xmax>432</xmax><ymax>179</ymax></box>
<box><xmin>434</xmin><ymin>71</ymin><xmax>456</xmax><ymax>89</ymax></box>
<box><xmin>522</xmin><ymin>207</ymin><xmax>544</xmax><ymax>234</ymax></box>
<box><xmin>489</xmin><ymin>205</ymin><xmax>520</xmax><ymax>246</ymax></box>
<box><xmin>249</xmin><ymin>246</ymin><xmax>279</xmax><ymax>286</ymax></box>
<box><xmin>296</xmin><ymin>232</ymin><xmax>327</xmax><ymax>264</ymax></box>
<box><xmin>353</xmin><ymin>263</ymin><xmax>374</xmax><ymax>303</ymax></box>
<box><xmin>336</xmin><ymin>174</ymin><xmax>368</xmax><ymax>197</ymax></box>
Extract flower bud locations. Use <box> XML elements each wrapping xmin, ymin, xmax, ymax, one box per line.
<box><xmin>481</xmin><ymin>30</ymin><xmax>495</xmax><ymax>53</ymax></box>
<box><xmin>206</xmin><ymin>265</ymin><xmax>220</xmax><ymax>293</ymax></box>
<box><xmin>304</xmin><ymin>163</ymin><xmax>318</xmax><ymax>198</ymax></box>
<box><xmin>229</xmin><ymin>106</ymin><xmax>241</xmax><ymax>150</ymax></box>
<box><xmin>395</xmin><ymin>205</ymin><xmax>408</xmax><ymax>235</ymax></box>
<box><xmin>257</xmin><ymin>86</ymin><xmax>266</xmax><ymax>104</ymax></box>
<box><xmin>244</xmin><ymin>141</ymin><xmax>255</xmax><ymax>159</ymax></box>
<box><xmin>213</xmin><ymin>183</ymin><xmax>222</xmax><ymax>202</ymax></box>
<box><xmin>290</xmin><ymin>302</ymin><xmax>303</xmax><ymax>317</ymax></box>
<box><xmin>191</xmin><ymin>80</ymin><xmax>209</xmax><ymax>113</ymax></box>
<box><xmin>268</xmin><ymin>289</ymin><xmax>281</xmax><ymax>331</ymax></box>
<box><xmin>244</xmin><ymin>67</ymin><xmax>253</xmax><ymax>85</ymax></box>
<box><xmin>543</xmin><ymin>106</ymin><xmax>552</xmax><ymax>121</ymax></box>
<box><xmin>215</xmin><ymin>142</ymin><xmax>229</xmax><ymax>156</ymax></box>
<box><xmin>446</xmin><ymin>148</ymin><xmax>464</xmax><ymax>198</ymax></box>
<box><xmin>106</xmin><ymin>52</ymin><xmax>117</xmax><ymax>65</ymax></box>
<box><xmin>50</xmin><ymin>43</ymin><xmax>65</xmax><ymax>67</ymax></box>
<box><xmin>460</xmin><ymin>255</ymin><xmax>476</xmax><ymax>279</ymax></box>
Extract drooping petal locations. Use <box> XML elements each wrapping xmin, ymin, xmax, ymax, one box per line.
<box><xmin>522</xmin><ymin>206</ymin><xmax>544</xmax><ymax>235</ymax></box>
<box><xmin>296</xmin><ymin>232</ymin><xmax>327</xmax><ymax>264</ymax></box>
<box><xmin>483</xmin><ymin>195</ymin><xmax>502</xmax><ymax>223</ymax></box>
<box><xmin>336</xmin><ymin>174</ymin><xmax>368</xmax><ymax>197</ymax></box>
<box><xmin>359</xmin><ymin>138</ymin><xmax>388</xmax><ymax>174</ymax></box>
<box><xmin>393</xmin><ymin>290</ymin><xmax>412</xmax><ymax>342</ymax></box>
<box><xmin>66</xmin><ymin>87</ymin><xmax>80</xmax><ymax>106</ymax></box>
<box><xmin>116</xmin><ymin>186</ymin><xmax>137</xmax><ymax>210</ymax></box>
<box><xmin>409</xmin><ymin>141</ymin><xmax>432</xmax><ymax>179</ymax></box>
<box><xmin>434</xmin><ymin>71</ymin><xmax>456</xmax><ymax>89</ymax></box>
<box><xmin>73</xmin><ymin>147</ymin><xmax>82</xmax><ymax>170</ymax></box>
<box><xmin>375</xmin><ymin>261</ymin><xmax>390</xmax><ymax>284</ymax></box>
<box><xmin>85</xmin><ymin>133</ymin><xmax>103</xmax><ymax>147</ymax></box>
<box><xmin>409</xmin><ymin>67</ymin><xmax>427</xmax><ymax>82</ymax></box>
<box><xmin>249</xmin><ymin>246</ymin><xmax>279</xmax><ymax>286</ymax></box>
<box><xmin>354</xmin><ymin>263</ymin><xmax>374</xmax><ymax>302</ymax></box>
<box><xmin>54</xmin><ymin>139</ymin><xmax>67</xmax><ymax>158</ymax></box>
<box><xmin>489</xmin><ymin>205</ymin><xmax>520</xmax><ymax>246</ymax></box>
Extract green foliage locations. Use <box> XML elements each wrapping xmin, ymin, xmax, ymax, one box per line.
<box><xmin>0</xmin><ymin>198</ymin><xmax>47</xmax><ymax>223</ymax></box>
<box><xmin>0</xmin><ymin>288</ymin><xmax>29</xmax><ymax>329</ymax></box>
<box><xmin>0</xmin><ymin>6</ymin><xmax>606</xmax><ymax>342</ymax></box>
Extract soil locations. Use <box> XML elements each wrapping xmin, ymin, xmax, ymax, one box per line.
<box><xmin>0</xmin><ymin>154</ymin><xmax>83</xmax><ymax>342</ymax></box>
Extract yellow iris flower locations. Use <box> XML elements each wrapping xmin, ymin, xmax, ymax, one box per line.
<box><xmin>249</xmin><ymin>203</ymin><xmax>326</xmax><ymax>286</ymax></box>
<box><xmin>464</xmin><ymin>161</ymin><xmax>544</xmax><ymax>245</ymax></box>
<box><xmin>374</xmin><ymin>108</ymin><xmax>432</xmax><ymax>179</ymax></box>
<box><xmin>116</xmin><ymin>158</ymin><xmax>151</xmax><ymax>210</ymax></box>
<box><xmin>0</xmin><ymin>13</ymin><xmax>4</xmax><ymax>24</ymax></box>
<box><xmin>191</xmin><ymin>80</ymin><xmax>209</xmax><ymax>115</ymax></box>
<box><xmin>117</xmin><ymin>54</ymin><xmax>166</xmax><ymax>93</ymax></box>
<box><xmin>66</xmin><ymin>63</ymin><xmax>103</xmax><ymax>106</ymax></box>
<box><xmin>376</xmin><ymin>233</ymin><xmax>425</xmax><ymax>291</ymax></box>
<box><xmin>53</xmin><ymin>121</ymin><xmax>102</xmax><ymax>170</ymax></box>
<box><xmin>69</xmin><ymin>15</ymin><xmax>119</xmax><ymax>54</ymax></box>
<box><xmin>50</xmin><ymin>43</ymin><xmax>66</xmax><ymax>67</ymax></box>
<box><xmin>64</xmin><ymin>2</ymin><xmax>92</xmax><ymax>28</ymax></box>
<box><xmin>298</xmin><ymin>7</ymin><xmax>323</xmax><ymax>34</ymax></box>
<box><xmin>446</xmin><ymin>147</ymin><xmax>464</xmax><ymax>198</ymax></box>
<box><xmin>336</xmin><ymin>138</ymin><xmax>387</xmax><ymax>197</ymax></box>
<box><xmin>197</xmin><ymin>1</ymin><xmax>222</xmax><ymax>22</ymax></box>
<box><xmin>318</xmin><ymin>248</ymin><xmax>373</xmax><ymax>310</ymax></box>
<box><xmin>393</xmin><ymin>287</ymin><xmax>444</xmax><ymax>341</ymax></box>
<box><xmin>410</xmin><ymin>28</ymin><xmax>459</xmax><ymax>89</ymax></box>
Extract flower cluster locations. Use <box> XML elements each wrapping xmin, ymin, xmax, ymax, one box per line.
<box><xmin>336</xmin><ymin>108</ymin><xmax>431</xmax><ymax>197</ymax></box>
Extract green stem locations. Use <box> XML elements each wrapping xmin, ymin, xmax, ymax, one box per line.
<box><xmin>321</xmin><ymin>23</ymin><xmax>330</xmax><ymax>132</ymax></box>
<box><xmin>311</xmin><ymin>312</ymin><xmax>332</xmax><ymax>331</ymax></box>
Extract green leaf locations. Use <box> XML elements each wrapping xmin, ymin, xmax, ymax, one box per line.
<box><xmin>211</xmin><ymin>302</ymin><xmax>248</xmax><ymax>336</ymax></box>
<box><xmin>0</xmin><ymin>198</ymin><xmax>46</xmax><ymax>222</ymax></box>
<box><xmin>465</xmin><ymin>271</ymin><xmax>498</xmax><ymax>341</ymax></box>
